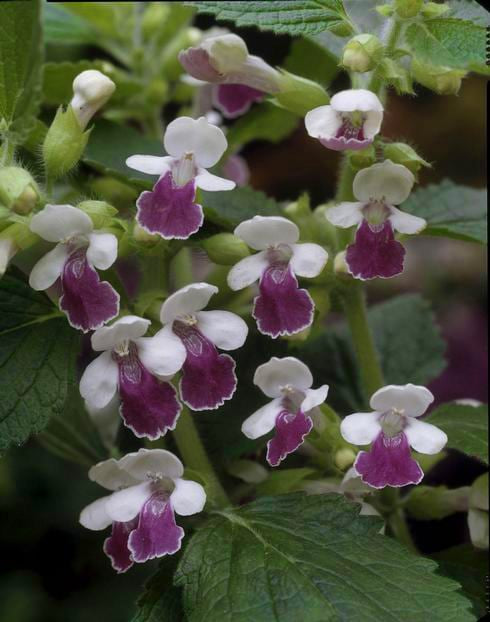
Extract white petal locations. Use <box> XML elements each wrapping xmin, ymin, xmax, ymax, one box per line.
<box><xmin>125</xmin><ymin>155</ymin><xmax>172</xmax><ymax>176</ymax></box>
<box><xmin>170</xmin><ymin>478</ymin><xmax>206</xmax><ymax>516</ymax></box>
<box><xmin>405</xmin><ymin>418</ymin><xmax>448</xmax><ymax>454</ymax></box>
<box><xmin>80</xmin><ymin>351</ymin><xmax>119</xmax><ymax>410</ymax></box>
<box><xmin>195</xmin><ymin>310</ymin><xmax>248</xmax><ymax>350</ymax></box>
<box><xmin>79</xmin><ymin>495</ymin><xmax>113</xmax><ymax>530</ymax></box>
<box><xmin>195</xmin><ymin>168</ymin><xmax>235</xmax><ymax>191</ymax></box>
<box><xmin>88</xmin><ymin>457</ymin><xmax>140</xmax><ymax>491</ymax></box>
<box><xmin>234</xmin><ymin>216</ymin><xmax>299</xmax><ymax>250</ymax></box>
<box><xmin>370</xmin><ymin>384</ymin><xmax>434</xmax><ymax>417</ymax></box>
<box><xmin>164</xmin><ymin>116</ymin><xmax>227</xmax><ymax>168</ymax></box>
<box><xmin>30</xmin><ymin>204</ymin><xmax>93</xmax><ymax>242</ymax></box>
<box><xmin>301</xmin><ymin>385</ymin><xmax>329</xmax><ymax>412</ymax></box>
<box><xmin>388</xmin><ymin>207</ymin><xmax>427</xmax><ymax>235</ymax></box>
<box><xmin>254</xmin><ymin>356</ymin><xmax>313</xmax><ymax>398</ymax></box>
<box><xmin>119</xmin><ymin>448</ymin><xmax>184</xmax><ymax>481</ymax></box>
<box><xmin>340</xmin><ymin>412</ymin><xmax>381</xmax><ymax>445</ymax></box>
<box><xmin>227</xmin><ymin>251</ymin><xmax>268</xmax><ymax>290</ymax></box>
<box><xmin>468</xmin><ymin>508</ymin><xmax>489</xmax><ymax>549</ymax></box>
<box><xmin>353</xmin><ymin>160</ymin><xmax>414</xmax><ymax>205</ymax></box>
<box><xmin>241</xmin><ymin>398</ymin><xmax>282</xmax><ymax>439</ymax></box>
<box><xmin>325</xmin><ymin>202</ymin><xmax>364</xmax><ymax>228</ymax></box>
<box><xmin>91</xmin><ymin>315</ymin><xmax>151</xmax><ymax>351</ymax></box>
<box><xmin>160</xmin><ymin>282</ymin><xmax>218</xmax><ymax>324</ymax></box>
<box><xmin>136</xmin><ymin>325</ymin><xmax>187</xmax><ymax>377</ymax></box>
<box><xmin>363</xmin><ymin>110</ymin><xmax>384</xmax><ymax>140</ymax></box>
<box><xmin>330</xmin><ymin>89</ymin><xmax>383</xmax><ymax>113</ymax></box>
<box><xmin>86</xmin><ymin>232</ymin><xmax>118</xmax><ymax>270</ymax></box>
<box><xmin>290</xmin><ymin>243</ymin><xmax>328</xmax><ymax>278</ymax></box>
<box><xmin>105</xmin><ymin>482</ymin><xmax>153</xmax><ymax>523</ymax></box>
<box><xmin>28</xmin><ymin>243</ymin><xmax>68</xmax><ymax>290</ymax></box>
<box><xmin>85</xmin><ymin>395</ymin><xmax>120</xmax><ymax>450</ymax></box>
<box><xmin>304</xmin><ymin>105</ymin><xmax>342</xmax><ymax>139</ymax></box>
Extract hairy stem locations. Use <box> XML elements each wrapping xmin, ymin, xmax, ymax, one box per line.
<box><xmin>368</xmin><ymin>18</ymin><xmax>403</xmax><ymax>97</ymax></box>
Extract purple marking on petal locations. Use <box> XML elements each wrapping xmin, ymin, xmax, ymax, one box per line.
<box><xmin>136</xmin><ymin>172</ymin><xmax>203</xmax><ymax>240</ymax></box>
<box><xmin>60</xmin><ymin>248</ymin><xmax>119</xmax><ymax>332</ymax></box>
<box><xmin>354</xmin><ymin>431</ymin><xmax>424</xmax><ymax>489</ymax></box>
<box><xmin>318</xmin><ymin>136</ymin><xmax>372</xmax><ymax>151</ymax></box>
<box><xmin>179</xmin><ymin>48</ymin><xmax>222</xmax><ymax>82</ymax></box>
<box><xmin>253</xmin><ymin>263</ymin><xmax>314</xmax><ymax>338</ymax></box>
<box><xmin>266</xmin><ymin>409</ymin><xmax>313</xmax><ymax>467</ymax></box>
<box><xmin>116</xmin><ymin>344</ymin><xmax>181</xmax><ymax>440</ymax></box>
<box><xmin>213</xmin><ymin>84</ymin><xmax>263</xmax><ymax>119</ymax></box>
<box><xmin>128</xmin><ymin>492</ymin><xmax>184</xmax><ymax>562</ymax></box>
<box><xmin>103</xmin><ymin>518</ymin><xmax>138</xmax><ymax>573</ymax></box>
<box><xmin>173</xmin><ymin>322</ymin><xmax>237</xmax><ymax>410</ymax></box>
<box><xmin>346</xmin><ymin>220</ymin><xmax>405</xmax><ymax>280</ymax></box>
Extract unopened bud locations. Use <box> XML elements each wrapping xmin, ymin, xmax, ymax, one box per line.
<box><xmin>328</xmin><ymin>21</ymin><xmax>355</xmax><ymax>37</ymax></box>
<box><xmin>70</xmin><ymin>70</ymin><xmax>116</xmax><ymax>130</ymax></box>
<box><xmin>77</xmin><ymin>200</ymin><xmax>118</xmax><ymax>229</ymax></box>
<box><xmin>203</xmin><ymin>34</ymin><xmax>249</xmax><ymax>74</ymax></box>
<box><xmin>0</xmin><ymin>167</ymin><xmax>39</xmax><ymax>214</ymax></box>
<box><xmin>405</xmin><ymin>485</ymin><xmax>470</xmax><ymax>520</ymax></box>
<box><xmin>342</xmin><ymin>34</ymin><xmax>383</xmax><ymax>73</ymax></box>
<box><xmin>276</xmin><ymin>70</ymin><xmax>329</xmax><ymax>115</ymax></box>
<box><xmin>335</xmin><ymin>448</ymin><xmax>356</xmax><ymax>470</ymax></box>
<box><xmin>141</xmin><ymin>2</ymin><xmax>171</xmax><ymax>39</ymax></box>
<box><xmin>383</xmin><ymin>142</ymin><xmax>430</xmax><ymax>174</ymax></box>
<box><xmin>412</xmin><ymin>59</ymin><xmax>466</xmax><ymax>95</ymax></box>
<box><xmin>202</xmin><ymin>233</ymin><xmax>250</xmax><ymax>265</ymax></box>
<box><xmin>227</xmin><ymin>459</ymin><xmax>268</xmax><ymax>484</ymax></box>
<box><xmin>348</xmin><ymin>144</ymin><xmax>376</xmax><ymax>170</ymax></box>
<box><xmin>394</xmin><ymin>0</ymin><xmax>423</xmax><ymax>18</ymax></box>
<box><xmin>42</xmin><ymin>106</ymin><xmax>90</xmax><ymax>180</ymax></box>
<box><xmin>420</xmin><ymin>2</ymin><xmax>450</xmax><ymax>18</ymax></box>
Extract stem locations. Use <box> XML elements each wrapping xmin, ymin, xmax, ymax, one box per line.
<box><xmin>388</xmin><ymin>507</ymin><xmax>418</xmax><ymax>553</ymax></box>
<box><xmin>368</xmin><ymin>18</ymin><xmax>403</xmax><ymax>96</ymax></box>
<box><xmin>172</xmin><ymin>407</ymin><xmax>230</xmax><ymax>508</ymax></box>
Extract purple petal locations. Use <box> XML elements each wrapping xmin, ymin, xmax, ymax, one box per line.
<box><xmin>117</xmin><ymin>345</ymin><xmax>181</xmax><ymax>440</ymax></box>
<box><xmin>60</xmin><ymin>249</ymin><xmax>119</xmax><ymax>332</ymax></box>
<box><xmin>136</xmin><ymin>172</ymin><xmax>203</xmax><ymax>240</ymax></box>
<box><xmin>253</xmin><ymin>264</ymin><xmax>314</xmax><ymax>338</ymax></box>
<box><xmin>128</xmin><ymin>492</ymin><xmax>184</xmax><ymax>562</ymax></box>
<box><xmin>222</xmin><ymin>154</ymin><xmax>250</xmax><ymax>187</ymax></box>
<box><xmin>173</xmin><ymin>323</ymin><xmax>237</xmax><ymax>410</ymax></box>
<box><xmin>213</xmin><ymin>84</ymin><xmax>263</xmax><ymax>118</ymax></box>
<box><xmin>318</xmin><ymin>136</ymin><xmax>372</xmax><ymax>151</ymax></box>
<box><xmin>346</xmin><ymin>220</ymin><xmax>405</xmax><ymax>280</ymax></box>
<box><xmin>103</xmin><ymin>518</ymin><xmax>138</xmax><ymax>573</ymax></box>
<box><xmin>178</xmin><ymin>47</ymin><xmax>222</xmax><ymax>82</ymax></box>
<box><xmin>266</xmin><ymin>409</ymin><xmax>313</xmax><ymax>467</ymax></box>
<box><xmin>355</xmin><ymin>431</ymin><xmax>424</xmax><ymax>489</ymax></box>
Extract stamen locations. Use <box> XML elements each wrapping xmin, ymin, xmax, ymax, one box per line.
<box><xmin>380</xmin><ymin>409</ymin><xmax>405</xmax><ymax>437</ymax></box>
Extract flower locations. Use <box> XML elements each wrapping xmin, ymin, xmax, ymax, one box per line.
<box><xmin>80</xmin><ymin>315</ymin><xmax>182</xmax><ymax>440</ymax></box>
<box><xmin>341</xmin><ymin>384</ymin><xmax>448</xmax><ymax>489</ymax></box>
<box><xmin>305</xmin><ymin>89</ymin><xmax>383</xmax><ymax>151</ymax></box>
<box><xmin>213</xmin><ymin>83</ymin><xmax>264</xmax><ymax>119</ymax></box>
<box><xmin>241</xmin><ymin>356</ymin><xmax>329</xmax><ymax>466</ymax></box>
<box><xmin>29</xmin><ymin>204</ymin><xmax>119</xmax><ymax>332</ymax></box>
<box><xmin>227</xmin><ymin>216</ymin><xmax>328</xmax><ymax>338</ymax></box>
<box><xmin>126</xmin><ymin>116</ymin><xmax>235</xmax><ymax>240</ymax></box>
<box><xmin>153</xmin><ymin>282</ymin><xmax>248</xmax><ymax>410</ymax></box>
<box><xmin>326</xmin><ymin>160</ymin><xmax>426</xmax><ymax>280</ymax></box>
<box><xmin>70</xmin><ymin>69</ymin><xmax>116</xmax><ymax>130</ymax></box>
<box><xmin>468</xmin><ymin>473</ymin><xmax>488</xmax><ymax>550</ymax></box>
<box><xmin>79</xmin><ymin>449</ymin><xmax>206</xmax><ymax>572</ymax></box>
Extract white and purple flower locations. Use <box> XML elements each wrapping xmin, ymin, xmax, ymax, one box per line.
<box><xmin>241</xmin><ymin>357</ymin><xmax>329</xmax><ymax>466</ymax></box>
<box><xmin>341</xmin><ymin>384</ymin><xmax>448</xmax><ymax>489</ymax></box>
<box><xmin>326</xmin><ymin>160</ymin><xmax>426</xmax><ymax>280</ymax></box>
<box><xmin>29</xmin><ymin>204</ymin><xmax>119</xmax><ymax>332</ymax></box>
<box><xmin>126</xmin><ymin>116</ymin><xmax>235</xmax><ymax>240</ymax></box>
<box><xmin>80</xmin><ymin>315</ymin><xmax>182</xmax><ymax>440</ymax></box>
<box><xmin>305</xmin><ymin>89</ymin><xmax>383</xmax><ymax>151</ymax></box>
<box><xmin>154</xmin><ymin>282</ymin><xmax>248</xmax><ymax>410</ymax></box>
<box><xmin>79</xmin><ymin>449</ymin><xmax>206</xmax><ymax>572</ymax></box>
<box><xmin>227</xmin><ymin>216</ymin><xmax>328</xmax><ymax>338</ymax></box>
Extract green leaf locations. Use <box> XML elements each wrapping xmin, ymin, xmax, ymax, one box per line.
<box><xmin>425</xmin><ymin>402</ymin><xmax>488</xmax><ymax>463</ymax></box>
<box><xmin>226</xmin><ymin>103</ymin><xmax>298</xmax><ymax>152</ymax></box>
<box><xmin>186</xmin><ymin>1</ymin><xmax>350</xmax><ymax>36</ymax></box>
<box><xmin>256</xmin><ymin>468</ymin><xmax>317</xmax><ymax>495</ymax></box>
<box><xmin>0</xmin><ymin>272</ymin><xmax>79</xmax><ymax>453</ymax></box>
<box><xmin>0</xmin><ymin>0</ymin><xmax>43</xmax><ymax>139</ymax></box>
<box><xmin>44</xmin><ymin>2</ymin><xmax>98</xmax><ymax>45</ymax></box>
<box><xmin>176</xmin><ymin>493</ymin><xmax>475</xmax><ymax>622</ymax></box>
<box><xmin>60</xmin><ymin>2</ymin><xmax>134</xmax><ymax>41</ymax></box>
<box><xmin>201</xmin><ymin>186</ymin><xmax>282</xmax><ymax>230</ymax></box>
<box><xmin>132</xmin><ymin>559</ymin><xmax>183</xmax><ymax>622</ymax></box>
<box><xmin>402</xmin><ymin>180</ymin><xmax>487</xmax><ymax>244</ymax></box>
<box><xmin>284</xmin><ymin>36</ymin><xmax>339</xmax><ymax>86</ymax></box>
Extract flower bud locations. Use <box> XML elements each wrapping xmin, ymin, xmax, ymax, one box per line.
<box><xmin>70</xmin><ymin>70</ymin><xmax>116</xmax><ymax>130</ymax></box>
<box><xmin>0</xmin><ymin>222</ymin><xmax>38</xmax><ymax>276</ymax></box>
<box><xmin>77</xmin><ymin>200</ymin><xmax>118</xmax><ymax>229</ymax></box>
<box><xmin>394</xmin><ymin>0</ymin><xmax>423</xmax><ymax>18</ymax></box>
<box><xmin>334</xmin><ymin>250</ymin><xmax>350</xmax><ymax>276</ymax></box>
<box><xmin>412</xmin><ymin>59</ymin><xmax>466</xmax><ymax>95</ymax></box>
<box><xmin>470</xmin><ymin>473</ymin><xmax>489</xmax><ymax>511</ymax></box>
<box><xmin>227</xmin><ymin>459</ymin><xmax>268</xmax><ymax>484</ymax></box>
<box><xmin>341</xmin><ymin>34</ymin><xmax>384</xmax><ymax>73</ymax></box>
<box><xmin>275</xmin><ymin>70</ymin><xmax>329</xmax><ymax>115</ymax></box>
<box><xmin>204</xmin><ymin>34</ymin><xmax>249</xmax><ymax>74</ymax></box>
<box><xmin>203</xmin><ymin>233</ymin><xmax>250</xmax><ymax>265</ymax></box>
<box><xmin>348</xmin><ymin>144</ymin><xmax>376</xmax><ymax>171</ymax></box>
<box><xmin>0</xmin><ymin>167</ymin><xmax>39</xmax><ymax>215</ymax></box>
<box><xmin>334</xmin><ymin>448</ymin><xmax>356</xmax><ymax>470</ymax></box>
<box><xmin>328</xmin><ymin>21</ymin><xmax>355</xmax><ymax>37</ymax></box>
<box><xmin>141</xmin><ymin>2</ymin><xmax>171</xmax><ymax>39</ymax></box>
<box><xmin>383</xmin><ymin>142</ymin><xmax>430</xmax><ymax>174</ymax></box>
<box><xmin>379</xmin><ymin>58</ymin><xmax>414</xmax><ymax>94</ymax></box>
<box><xmin>405</xmin><ymin>485</ymin><xmax>470</xmax><ymax>520</ymax></box>
<box><xmin>133</xmin><ymin>223</ymin><xmax>160</xmax><ymax>243</ymax></box>
<box><xmin>420</xmin><ymin>2</ymin><xmax>450</xmax><ymax>18</ymax></box>
<box><xmin>376</xmin><ymin>4</ymin><xmax>394</xmax><ymax>17</ymax></box>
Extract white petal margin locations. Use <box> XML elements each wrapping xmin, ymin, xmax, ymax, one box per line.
<box><xmin>79</xmin><ymin>495</ymin><xmax>113</xmax><ymax>530</ymax></box>
<box><xmin>326</xmin><ymin>202</ymin><xmax>364</xmax><ymax>229</ymax></box>
<box><xmin>404</xmin><ymin>419</ymin><xmax>448</xmax><ymax>455</ymax></box>
<box><xmin>241</xmin><ymin>398</ymin><xmax>283</xmax><ymax>439</ymax></box>
<box><xmin>195</xmin><ymin>169</ymin><xmax>235</xmax><ymax>191</ymax></box>
<box><xmin>80</xmin><ymin>351</ymin><xmax>119</xmax><ymax>410</ymax></box>
<box><xmin>163</xmin><ymin>116</ymin><xmax>227</xmax><ymax>169</ymax></box>
<box><xmin>88</xmin><ymin>457</ymin><xmax>140</xmax><ymax>491</ymax></box>
<box><xmin>125</xmin><ymin>155</ymin><xmax>172</xmax><ymax>176</ymax></box>
<box><xmin>28</xmin><ymin>243</ymin><xmax>68</xmax><ymax>290</ymax></box>
<box><xmin>301</xmin><ymin>385</ymin><xmax>329</xmax><ymax>412</ymax></box>
<box><xmin>30</xmin><ymin>204</ymin><xmax>93</xmax><ymax>242</ymax></box>
<box><xmin>340</xmin><ymin>412</ymin><xmax>382</xmax><ymax>445</ymax></box>
<box><xmin>196</xmin><ymin>310</ymin><xmax>248</xmax><ymax>350</ymax></box>
<box><xmin>468</xmin><ymin>508</ymin><xmax>489</xmax><ymax>549</ymax></box>
<box><xmin>304</xmin><ymin>105</ymin><xmax>342</xmax><ymax>140</ymax></box>
<box><xmin>227</xmin><ymin>251</ymin><xmax>268</xmax><ymax>290</ymax></box>
<box><xmin>86</xmin><ymin>232</ymin><xmax>118</xmax><ymax>270</ymax></box>
<box><xmin>119</xmin><ymin>448</ymin><xmax>184</xmax><ymax>481</ymax></box>
<box><xmin>136</xmin><ymin>325</ymin><xmax>187</xmax><ymax>377</ymax></box>
<box><xmin>105</xmin><ymin>481</ymin><xmax>153</xmax><ymax>523</ymax></box>
<box><xmin>91</xmin><ymin>315</ymin><xmax>151</xmax><ymax>351</ymax></box>
<box><xmin>370</xmin><ymin>384</ymin><xmax>434</xmax><ymax>417</ymax></box>
<box><xmin>331</xmin><ymin>89</ymin><xmax>383</xmax><ymax>113</ymax></box>
<box><xmin>170</xmin><ymin>478</ymin><xmax>206</xmax><ymax>516</ymax></box>
<box><xmin>290</xmin><ymin>243</ymin><xmax>328</xmax><ymax>278</ymax></box>
<box><xmin>254</xmin><ymin>356</ymin><xmax>313</xmax><ymax>398</ymax></box>
<box><xmin>234</xmin><ymin>216</ymin><xmax>299</xmax><ymax>250</ymax></box>
<box><xmin>160</xmin><ymin>282</ymin><xmax>218</xmax><ymax>324</ymax></box>
<box><xmin>388</xmin><ymin>207</ymin><xmax>427</xmax><ymax>235</ymax></box>
<box><xmin>353</xmin><ymin>160</ymin><xmax>414</xmax><ymax>205</ymax></box>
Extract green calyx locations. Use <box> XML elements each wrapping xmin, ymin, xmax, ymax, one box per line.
<box><xmin>202</xmin><ymin>233</ymin><xmax>250</xmax><ymax>265</ymax></box>
<box><xmin>411</xmin><ymin>59</ymin><xmax>467</xmax><ymax>95</ymax></box>
<box><xmin>383</xmin><ymin>142</ymin><xmax>430</xmax><ymax>174</ymax></box>
<box><xmin>342</xmin><ymin>34</ymin><xmax>384</xmax><ymax>74</ymax></box>
<box><xmin>0</xmin><ymin>167</ymin><xmax>39</xmax><ymax>215</ymax></box>
<box><xmin>275</xmin><ymin>70</ymin><xmax>329</xmax><ymax>116</ymax></box>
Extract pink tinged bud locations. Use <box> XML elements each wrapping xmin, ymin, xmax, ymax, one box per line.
<box><xmin>70</xmin><ymin>70</ymin><xmax>116</xmax><ymax>130</ymax></box>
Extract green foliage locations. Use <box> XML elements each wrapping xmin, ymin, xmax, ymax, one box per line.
<box><xmin>226</xmin><ymin>103</ymin><xmax>298</xmax><ymax>152</ymax></box>
<box><xmin>131</xmin><ymin>559</ymin><xmax>183</xmax><ymax>622</ymax></box>
<box><xmin>284</xmin><ymin>36</ymin><xmax>339</xmax><ymax>86</ymax></box>
<box><xmin>256</xmin><ymin>468</ymin><xmax>317</xmax><ymax>495</ymax></box>
<box><xmin>43</xmin><ymin>2</ymin><xmax>98</xmax><ymax>45</ymax></box>
<box><xmin>201</xmin><ymin>186</ymin><xmax>282</xmax><ymax>230</ymax></box>
<box><xmin>175</xmin><ymin>493</ymin><xmax>475</xmax><ymax>621</ymax></box>
<box><xmin>425</xmin><ymin>402</ymin><xmax>488</xmax><ymax>463</ymax></box>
